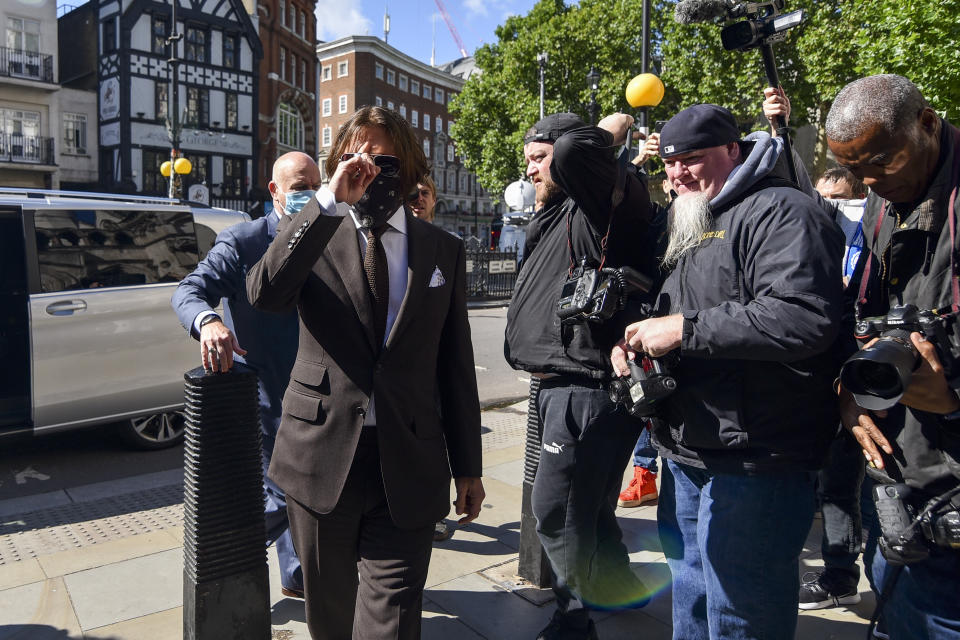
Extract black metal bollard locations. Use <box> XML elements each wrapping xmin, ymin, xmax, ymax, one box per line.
<box><xmin>517</xmin><ymin>377</ymin><xmax>553</xmax><ymax>587</ymax></box>
<box><xmin>182</xmin><ymin>363</ymin><xmax>270</xmax><ymax>640</ymax></box>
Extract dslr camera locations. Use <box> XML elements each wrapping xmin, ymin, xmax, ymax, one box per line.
<box><xmin>608</xmin><ymin>354</ymin><xmax>678</xmax><ymax>418</ymax></box>
<box><xmin>839</xmin><ymin>304</ymin><xmax>960</xmax><ymax>410</ymax></box>
<box><xmin>557</xmin><ymin>258</ymin><xmax>654</xmax><ymax>324</ymax></box>
<box><xmin>873</xmin><ymin>482</ymin><xmax>960</xmax><ymax>565</ymax></box>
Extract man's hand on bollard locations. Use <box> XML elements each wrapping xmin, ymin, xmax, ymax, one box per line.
<box><xmin>200</xmin><ymin>320</ymin><xmax>247</xmax><ymax>372</ymax></box>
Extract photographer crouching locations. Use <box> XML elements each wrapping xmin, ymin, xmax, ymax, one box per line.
<box><xmin>611</xmin><ymin>104</ymin><xmax>844</xmax><ymax>639</ymax></box>
<box><xmin>505</xmin><ymin>111</ymin><xmax>662</xmax><ymax>640</ymax></box>
<box><xmin>828</xmin><ymin>74</ymin><xmax>960</xmax><ymax>638</ymax></box>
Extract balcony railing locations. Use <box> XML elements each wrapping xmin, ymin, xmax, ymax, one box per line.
<box><xmin>0</xmin><ymin>134</ymin><xmax>55</xmax><ymax>164</ymax></box>
<box><xmin>0</xmin><ymin>46</ymin><xmax>54</xmax><ymax>83</ymax></box>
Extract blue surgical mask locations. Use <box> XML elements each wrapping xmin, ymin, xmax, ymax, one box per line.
<box><xmin>281</xmin><ymin>189</ymin><xmax>316</xmax><ymax>216</ymax></box>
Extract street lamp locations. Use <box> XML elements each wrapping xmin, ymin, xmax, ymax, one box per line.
<box><xmin>586</xmin><ymin>67</ymin><xmax>600</xmax><ymax>125</ymax></box>
<box><xmin>160</xmin><ymin>156</ymin><xmax>193</xmax><ymax>198</ymax></box>
<box><xmin>166</xmin><ymin>0</ymin><xmax>183</xmax><ymax>198</ymax></box>
<box><xmin>536</xmin><ymin>52</ymin><xmax>548</xmax><ymax>120</ymax></box>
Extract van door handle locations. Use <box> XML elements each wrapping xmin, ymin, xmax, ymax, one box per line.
<box><xmin>45</xmin><ymin>300</ymin><xmax>87</xmax><ymax>315</ymax></box>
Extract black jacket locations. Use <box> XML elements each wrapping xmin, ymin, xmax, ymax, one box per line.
<box><xmin>504</xmin><ymin>125</ymin><xmax>661</xmax><ymax>379</ymax></box>
<box><xmin>652</xmin><ymin>151</ymin><xmax>844</xmax><ymax>473</ymax></box>
<box><xmin>846</xmin><ymin>119</ymin><xmax>960</xmax><ymax>496</ymax></box>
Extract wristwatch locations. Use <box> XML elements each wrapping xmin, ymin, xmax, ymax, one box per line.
<box><xmin>199</xmin><ymin>314</ymin><xmax>222</xmax><ymax>330</ymax></box>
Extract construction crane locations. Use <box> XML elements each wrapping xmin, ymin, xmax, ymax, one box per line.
<box><xmin>434</xmin><ymin>0</ymin><xmax>468</xmax><ymax>58</ymax></box>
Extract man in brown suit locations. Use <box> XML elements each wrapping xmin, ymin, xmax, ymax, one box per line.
<box><xmin>246</xmin><ymin>106</ymin><xmax>484</xmax><ymax>640</ymax></box>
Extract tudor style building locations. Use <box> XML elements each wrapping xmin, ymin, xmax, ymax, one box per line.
<box><xmin>60</xmin><ymin>0</ymin><xmax>261</xmax><ymax>201</ymax></box>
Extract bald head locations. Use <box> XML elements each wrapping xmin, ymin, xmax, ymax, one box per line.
<box><xmin>269</xmin><ymin>152</ymin><xmax>321</xmax><ymax>215</ymax></box>
<box><xmin>825</xmin><ymin>74</ymin><xmax>927</xmax><ymax>144</ymax></box>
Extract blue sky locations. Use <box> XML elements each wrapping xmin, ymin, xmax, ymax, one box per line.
<box><xmin>55</xmin><ymin>0</ymin><xmax>541</xmax><ymax>67</ymax></box>
<box><xmin>317</xmin><ymin>0</ymin><xmax>540</xmax><ymax>65</ymax></box>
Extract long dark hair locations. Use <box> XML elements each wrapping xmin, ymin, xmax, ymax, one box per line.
<box><xmin>325</xmin><ymin>106</ymin><xmax>430</xmax><ymax>196</ymax></box>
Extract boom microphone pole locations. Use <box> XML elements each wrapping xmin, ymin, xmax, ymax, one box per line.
<box><xmin>674</xmin><ymin>0</ymin><xmax>804</xmax><ymax>184</ymax></box>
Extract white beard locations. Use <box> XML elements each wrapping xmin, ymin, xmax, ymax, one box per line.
<box><xmin>662</xmin><ymin>191</ymin><xmax>712</xmax><ymax>268</ymax></box>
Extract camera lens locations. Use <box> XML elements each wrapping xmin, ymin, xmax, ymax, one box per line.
<box><xmin>840</xmin><ymin>336</ymin><xmax>919</xmax><ymax>410</ymax></box>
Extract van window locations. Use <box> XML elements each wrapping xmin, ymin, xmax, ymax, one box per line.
<box><xmin>33</xmin><ymin>209</ymin><xmax>199</xmax><ymax>292</ymax></box>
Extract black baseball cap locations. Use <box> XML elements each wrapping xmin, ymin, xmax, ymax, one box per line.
<box><xmin>523</xmin><ymin>112</ymin><xmax>588</xmax><ymax>144</ymax></box>
<box><xmin>659</xmin><ymin>104</ymin><xmax>741</xmax><ymax>158</ymax></box>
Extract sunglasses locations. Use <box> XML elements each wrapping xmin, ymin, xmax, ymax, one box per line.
<box><xmin>340</xmin><ymin>153</ymin><xmax>400</xmax><ymax>178</ymax></box>
<box><xmin>407</xmin><ymin>188</ymin><xmax>432</xmax><ymax>202</ymax></box>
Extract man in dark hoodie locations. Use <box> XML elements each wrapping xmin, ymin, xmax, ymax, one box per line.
<box><xmin>611</xmin><ymin>104</ymin><xmax>843</xmax><ymax>639</ymax></box>
<box><xmin>828</xmin><ymin>74</ymin><xmax>960</xmax><ymax>639</ymax></box>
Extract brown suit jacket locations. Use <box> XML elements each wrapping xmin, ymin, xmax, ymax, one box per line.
<box><xmin>246</xmin><ymin>197</ymin><xmax>482</xmax><ymax>529</ymax></box>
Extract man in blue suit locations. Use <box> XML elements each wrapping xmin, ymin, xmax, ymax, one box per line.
<box><xmin>172</xmin><ymin>151</ymin><xmax>322</xmax><ymax>598</ymax></box>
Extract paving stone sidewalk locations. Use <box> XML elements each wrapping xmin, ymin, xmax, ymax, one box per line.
<box><xmin>0</xmin><ymin>402</ymin><xmax>873</xmax><ymax>639</ymax></box>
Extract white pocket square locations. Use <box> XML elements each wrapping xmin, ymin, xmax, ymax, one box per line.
<box><xmin>428</xmin><ymin>266</ymin><xmax>446</xmax><ymax>288</ymax></box>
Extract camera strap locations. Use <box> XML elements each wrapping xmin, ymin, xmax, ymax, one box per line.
<box><xmin>565</xmin><ymin>161</ymin><xmax>626</xmax><ymax>274</ymax></box>
<box><xmin>857</xmin><ymin>127</ymin><xmax>960</xmax><ymax>317</ymax></box>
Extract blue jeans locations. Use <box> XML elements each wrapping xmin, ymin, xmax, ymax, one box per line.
<box><xmin>863</xmin><ymin>480</ymin><xmax>960</xmax><ymax>640</ymax></box>
<box><xmin>658</xmin><ymin>460</ymin><xmax>816</xmax><ymax>640</ymax></box>
<box><xmin>818</xmin><ymin>430</ymin><xmax>865</xmax><ymax>581</ymax></box>
<box><xmin>632</xmin><ymin>426</ymin><xmax>659</xmax><ymax>474</ymax></box>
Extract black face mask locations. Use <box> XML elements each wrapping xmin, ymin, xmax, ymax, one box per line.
<box><xmin>344</xmin><ymin>154</ymin><xmax>404</xmax><ymax>229</ymax></box>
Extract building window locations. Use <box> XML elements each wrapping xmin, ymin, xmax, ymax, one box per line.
<box><xmin>186</xmin><ymin>86</ymin><xmax>209</xmax><ymax>126</ymax></box>
<box><xmin>226</xmin><ymin>93</ymin><xmax>238</xmax><ymax>129</ymax></box>
<box><xmin>155</xmin><ymin>82</ymin><xmax>168</xmax><ymax>122</ymax></box>
<box><xmin>447</xmin><ymin>144</ymin><xmax>454</xmax><ymax>162</ymax></box>
<box><xmin>186</xmin><ymin>153</ymin><xmax>209</xmax><ymax>188</ymax></box>
<box><xmin>447</xmin><ymin>169</ymin><xmax>455</xmax><ymax>192</ymax></box>
<box><xmin>435</xmin><ymin>88</ymin><xmax>444</xmax><ymax>104</ymax></box>
<box><xmin>386</xmin><ymin>69</ymin><xmax>395</xmax><ymax>85</ymax></box>
<box><xmin>375</xmin><ymin>62</ymin><xmax>383</xmax><ymax>80</ymax></box>
<box><xmin>387</xmin><ymin>100</ymin><xmax>394</xmax><ymax>110</ymax></box>
<box><xmin>321</xmin><ymin>65</ymin><xmax>331</xmax><ymax>81</ymax></box>
<box><xmin>399</xmin><ymin>105</ymin><xmax>406</xmax><ymax>119</ymax></box>
<box><xmin>436</xmin><ymin>117</ymin><xmax>442</xmax><ymax>133</ymax></box>
<box><xmin>299</xmin><ymin>10</ymin><xmax>306</xmax><ymax>38</ymax></box>
<box><xmin>7</xmin><ymin>17</ymin><xmax>40</xmax><ymax>53</ymax></box>
<box><xmin>279</xmin><ymin>47</ymin><xmax>286</xmax><ymax>81</ymax></box>
<box><xmin>289</xmin><ymin>52</ymin><xmax>296</xmax><ymax>85</ymax></box>
<box><xmin>423</xmin><ymin>138</ymin><xmax>430</xmax><ymax>156</ymax></box>
<box><xmin>411</xmin><ymin>110</ymin><xmax>418</xmax><ymax>127</ymax></box>
<box><xmin>322</xmin><ymin>125</ymin><xmax>332</xmax><ymax>147</ymax></box>
<box><xmin>63</xmin><ymin>113</ymin><xmax>87</xmax><ymax>155</ymax></box>
<box><xmin>337</xmin><ymin>60</ymin><xmax>348</xmax><ymax>77</ymax></box>
<box><xmin>288</xmin><ymin>5</ymin><xmax>295</xmax><ymax>32</ymax></box>
<box><xmin>151</xmin><ymin>15</ymin><xmax>168</xmax><ymax>55</ymax></box>
<box><xmin>398</xmin><ymin>74</ymin><xmax>407</xmax><ymax>91</ymax></box>
<box><xmin>321</xmin><ymin>98</ymin><xmax>331</xmax><ymax>117</ymax></box>
<box><xmin>279</xmin><ymin>0</ymin><xmax>285</xmax><ymax>27</ymax></box>
<box><xmin>338</xmin><ymin>94</ymin><xmax>347</xmax><ymax>114</ymax></box>
<box><xmin>222</xmin><ymin>157</ymin><xmax>244</xmax><ymax>197</ymax></box>
<box><xmin>375</xmin><ymin>96</ymin><xmax>382</xmax><ymax>107</ymax></box>
<box><xmin>142</xmin><ymin>149</ymin><xmax>167</xmax><ymax>194</ymax></box>
<box><xmin>277</xmin><ymin>103</ymin><xmax>304</xmax><ymax>150</ymax></box>
<box><xmin>410</xmin><ymin>79</ymin><xmax>419</xmax><ymax>95</ymax></box>
<box><xmin>447</xmin><ymin>119</ymin><xmax>453</xmax><ymax>135</ymax></box>
<box><xmin>185</xmin><ymin>26</ymin><xmax>207</xmax><ymax>63</ymax></box>
<box><xmin>422</xmin><ymin>84</ymin><xmax>431</xmax><ymax>100</ymax></box>
<box><xmin>102</xmin><ymin>18</ymin><xmax>116</xmax><ymax>53</ymax></box>
<box><xmin>300</xmin><ymin>59</ymin><xmax>306</xmax><ymax>89</ymax></box>
<box><xmin>423</xmin><ymin>114</ymin><xmax>430</xmax><ymax>131</ymax></box>
<box><xmin>222</xmin><ymin>32</ymin><xmax>238</xmax><ymax>68</ymax></box>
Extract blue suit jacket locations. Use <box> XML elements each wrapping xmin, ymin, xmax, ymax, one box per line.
<box><xmin>172</xmin><ymin>213</ymin><xmax>299</xmax><ymax>441</ymax></box>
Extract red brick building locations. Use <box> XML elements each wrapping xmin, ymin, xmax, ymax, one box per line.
<box><xmin>255</xmin><ymin>0</ymin><xmax>317</xmax><ymax>203</ymax></box>
<box><xmin>316</xmin><ymin>35</ymin><xmax>501</xmax><ymax>239</ymax></box>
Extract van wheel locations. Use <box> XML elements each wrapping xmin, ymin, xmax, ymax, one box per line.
<box><xmin>118</xmin><ymin>411</ymin><xmax>186</xmax><ymax>449</ymax></box>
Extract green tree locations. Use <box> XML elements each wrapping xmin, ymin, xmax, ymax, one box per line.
<box><xmin>451</xmin><ymin>0</ymin><xmax>960</xmax><ymax>195</ymax></box>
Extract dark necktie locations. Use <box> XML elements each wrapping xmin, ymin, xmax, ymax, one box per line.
<box><xmin>363</xmin><ymin>225</ymin><xmax>389</xmax><ymax>348</ymax></box>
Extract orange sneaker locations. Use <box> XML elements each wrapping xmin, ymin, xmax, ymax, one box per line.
<box><xmin>617</xmin><ymin>467</ymin><xmax>658</xmax><ymax>507</ymax></box>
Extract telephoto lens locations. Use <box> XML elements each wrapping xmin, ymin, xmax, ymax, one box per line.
<box><xmin>840</xmin><ymin>330</ymin><xmax>919</xmax><ymax>411</ymax></box>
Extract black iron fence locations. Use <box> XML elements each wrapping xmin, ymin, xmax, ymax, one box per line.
<box><xmin>465</xmin><ymin>249</ymin><xmax>519</xmax><ymax>301</ymax></box>
<box><xmin>0</xmin><ymin>46</ymin><xmax>54</xmax><ymax>83</ymax></box>
<box><xmin>0</xmin><ymin>134</ymin><xmax>54</xmax><ymax>165</ymax></box>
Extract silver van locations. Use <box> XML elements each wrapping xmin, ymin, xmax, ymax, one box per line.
<box><xmin>0</xmin><ymin>188</ymin><xmax>248</xmax><ymax>449</ymax></box>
